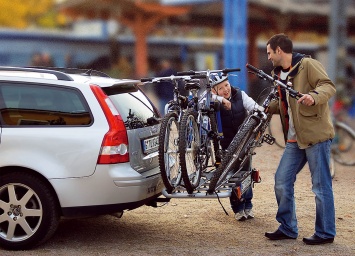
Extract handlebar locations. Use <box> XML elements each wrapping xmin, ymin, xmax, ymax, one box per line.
<box><xmin>176</xmin><ymin>71</ymin><xmax>195</xmax><ymax>76</ymax></box>
<box><xmin>222</xmin><ymin>68</ymin><xmax>241</xmax><ymax>74</ymax></box>
<box><xmin>176</xmin><ymin>67</ymin><xmax>240</xmax><ymax>76</ymax></box>
<box><xmin>140</xmin><ymin>74</ymin><xmax>205</xmax><ymax>83</ymax></box>
<box><xmin>246</xmin><ymin>63</ymin><xmax>303</xmax><ymax>100</ymax></box>
<box><xmin>245</xmin><ymin>64</ymin><xmax>259</xmax><ymax>74</ymax></box>
<box><xmin>143</xmin><ymin>68</ymin><xmax>241</xmax><ymax>84</ymax></box>
<box><xmin>191</xmin><ymin>74</ymin><xmax>208</xmax><ymax>79</ymax></box>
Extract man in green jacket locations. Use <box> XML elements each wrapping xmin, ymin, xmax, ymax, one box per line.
<box><xmin>264</xmin><ymin>33</ymin><xmax>336</xmax><ymax>245</ymax></box>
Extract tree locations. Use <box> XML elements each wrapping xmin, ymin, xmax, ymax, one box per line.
<box><xmin>0</xmin><ymin>0</ymin><xmax>66</xmax><ymax>29</ymax></box>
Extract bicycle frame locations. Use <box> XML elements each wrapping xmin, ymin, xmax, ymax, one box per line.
<box><xmin>240</xmin><ymin>63</ymin><xmax>302</xmax><ymax>154</ymax></box>
<box><xmin>164</xmin><ymin>79</ymin><xmax>184</xmax><ymax>117</ymax></box>
<box><xmin>207</xmin><ymin>64</ymin><xmax>303</xmax><ymax>193</ymax></box>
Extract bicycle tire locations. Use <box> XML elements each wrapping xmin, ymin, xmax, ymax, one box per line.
<box><xmin>208</xmin><ymin>118</ymin><xmax>258</xmax><ymax>193</ymax></box>
<box><xmin>179</xmin><ymin>109</ymin><xmax>202</xmax><ymax>193</ymax></box>
<box><xmin>332</xmin><ymin>121</ymin><xmax>355</xmax><ymax>166</ymax></box>
<box><xmin>158</xmin><ymin>112</ymin><xmax>181</xmax><ymax>193</ymax></box>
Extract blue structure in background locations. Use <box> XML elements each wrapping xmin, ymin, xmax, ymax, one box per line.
<box><xmin>223</xmin><ymin>0</ymin><xmax>248</xmax><ymax>92</ymax></box>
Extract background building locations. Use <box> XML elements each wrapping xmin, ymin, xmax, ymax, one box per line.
<box><xmin>1</xmin><ymin>0</ymin><xmax>354</xmax><ymax>115</ymax></box>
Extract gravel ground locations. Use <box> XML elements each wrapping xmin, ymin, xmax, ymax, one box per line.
<box><xmin>1</xmin><ymin>144</ymin><xmax>355</xmax><ymax>256</ymax></box>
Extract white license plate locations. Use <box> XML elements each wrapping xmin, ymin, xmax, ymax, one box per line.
<box><xmin>142</xmin><ymin>136</ymin><xmax>159</xmax><ymax>154</ymax></box>
<box><xmin>241</xmin><ymin>175</ymin><xmax>252</xmax><ymax>193</ymax></box>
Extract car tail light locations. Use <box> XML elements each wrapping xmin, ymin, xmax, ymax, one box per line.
<box><xmin>90</xmin><ymin>85</ymin><xmax>129</xmax><ymax>164</ymax></box>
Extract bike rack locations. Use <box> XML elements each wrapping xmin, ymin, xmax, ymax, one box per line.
<box><xmin>161</xmin><ymin>168</ymin><xmax>258</xmax><ymax>199</ymax></box>
<box><xmin>162</xmin><ymin>189</ymin><xmax>232</xmax><ymax>198</ymax></box>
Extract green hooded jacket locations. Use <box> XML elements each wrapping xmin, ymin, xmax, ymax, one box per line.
<box><xmin>269</xmin><ymin>53</ymin><xmax>336</xmax><ymax>149</ymax></box>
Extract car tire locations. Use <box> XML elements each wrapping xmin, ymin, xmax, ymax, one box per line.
<box><xmin>0</xmin><ymin>171</ymin><xmax>60</xmax><ymax>250</ymax></box>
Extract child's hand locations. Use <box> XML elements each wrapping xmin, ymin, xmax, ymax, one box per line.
<box><xmin>222</xmin><ymin>98</ymin><xmax>231</xmax><ymax>110</ymax></box>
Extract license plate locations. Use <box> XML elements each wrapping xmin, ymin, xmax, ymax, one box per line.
<box><xmin>142</xmin><ymin>136</ymin><xmax>159</xmax><ymax>154</ymax></box>
<box><xmin>241</xmin><ymin>174</ymin><xmax>252</xmax><ymax>194</ymax></box>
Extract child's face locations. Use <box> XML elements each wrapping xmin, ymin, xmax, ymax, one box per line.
<box><xmin>215</xmin><ymin>80</ymin><xmax>231</xmax><ymax>99</ymax></box>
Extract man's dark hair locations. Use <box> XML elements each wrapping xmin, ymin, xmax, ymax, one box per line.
<box><xmin>267</xmin><ymin>33</ymin><xmax>293</xmax><ymax>54</ymax></box>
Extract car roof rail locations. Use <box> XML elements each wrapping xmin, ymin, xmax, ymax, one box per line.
<box><xmin>42</xmin><ymin>67</ymin><xmax>111</xmax><ymax>78</ymax></box>
<box><xmin>0</xmin><ymin>66</ymin><xmax>74</xmax><ymax>81</ymax></box>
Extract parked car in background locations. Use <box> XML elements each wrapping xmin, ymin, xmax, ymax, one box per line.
<box><xmin>0</xmin><ymin>67</ymin><xmax>163</xmax><ymax>250</ymax></box>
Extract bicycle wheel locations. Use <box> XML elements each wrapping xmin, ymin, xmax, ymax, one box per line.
<box><xmin>179</xmin><ymin>109</ymin><xmax>202</xmax><ymax>193</ymax></box>
<box><xmin>158</xmin><ymin>112</ymin><xmax>181</xmax><ymax>193</ymax></box>
<box><xmin>332</xmin><ymin>122</ymin><xmax>355</xmax><ymax>166</ymax></box>
<box><xmin>208</xmin><ymin>118</ymin><xmax>258</xmax><ymax>193</ymax></box>
<box><xmin>268</xmin><ymin>114</ymin><xmax>285</xmax><ymax>148</ymax></box>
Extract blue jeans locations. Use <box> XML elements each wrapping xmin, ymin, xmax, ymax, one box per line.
<box><xmin>275</xmin><ymin>140</ymin><xmax>336</xmax><ymax>239</ymax></box>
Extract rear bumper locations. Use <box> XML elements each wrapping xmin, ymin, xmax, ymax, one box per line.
<box><xmin>49</xmin><ymin>163</ymin><xmax>164</xmax><ymax>217</ymax></box>
<box><xmin>61</xmin><ymin>193</ymin><xmax>162</xmax><ymax>217</ymax></box>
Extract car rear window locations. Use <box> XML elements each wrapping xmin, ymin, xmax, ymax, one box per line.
<box><xmin>0</xmin><ymin>82</ymin><xmax>92</xmax><ymax>126</ymax></box>
<box><xmin>108</xmin><ymin>90</ymin><xmax>158</xmax><ymax>128</ymax></box>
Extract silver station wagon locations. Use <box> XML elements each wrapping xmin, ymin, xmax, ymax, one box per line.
<box><xmin>0</xmin><ymin>67</ymin><xmax>164</xmax><ymax>250</ymax></box>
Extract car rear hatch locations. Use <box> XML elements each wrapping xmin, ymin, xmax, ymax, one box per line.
<box><xmin>101</xmin><ymin>82</ymin><xmax>161</xmax><ymax>173</ymax></box>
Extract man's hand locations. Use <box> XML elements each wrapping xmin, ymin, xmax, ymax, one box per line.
<box><xmin>297</xmin><ymin>94</ymin><xmax>315</xmax><ymax>106</ymax></box>
<box><xmin>222</xmin><ymin>98</ymin><xmax>231</xmax><ymax>110</ymax></box>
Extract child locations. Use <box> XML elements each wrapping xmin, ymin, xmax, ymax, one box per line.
<box><xmin>211</xmin><ymin>74</ymin><xmax>258</xmax><ymax>221</ymax></box>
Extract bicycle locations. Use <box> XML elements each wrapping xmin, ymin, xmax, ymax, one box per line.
<box><xmin>331</xmin><ymin>116</ymin><xmax>355</xmax><ymax>166</ymax></box>
<box><xmin>141</xmin><ymin>74</ymin><xmax>199</xmax><ymax>193</ymax></box>
<box><xmin>176</xmin><ymin>68</ymin><xmax>241</xmax><ymax>194</ymax></box>
<box><xmin>208</xmin><ymin>64</ymin><xmax>304</xmax><ymax>193</ymax></box>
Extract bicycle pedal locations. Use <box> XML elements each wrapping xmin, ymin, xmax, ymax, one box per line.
<box><xmin>263</xmin><ymin>133</ymin><xmax>275</xmax><ymax>145</ymax></box>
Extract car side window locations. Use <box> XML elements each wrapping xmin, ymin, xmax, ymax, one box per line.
<box><xmin>0</xmin><ymin>83</ymin><xmax>92</xmax><ymax>126</ymax></box>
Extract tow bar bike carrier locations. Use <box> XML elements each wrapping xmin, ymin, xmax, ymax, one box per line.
<box><xmin>161</xmin><ymin>168</ymin><xmax>260</xmax><ymax>199</ymax></box>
